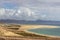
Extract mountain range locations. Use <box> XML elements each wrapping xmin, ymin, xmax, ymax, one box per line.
<box><xmin>0</xmin><ymin>19</ymin><xmax>60</xmax><ymax>26</ymax></box>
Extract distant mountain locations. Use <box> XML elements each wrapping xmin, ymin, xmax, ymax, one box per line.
<box><xmin>0</xmin><ymin>19</ymin><xmax>60</xmax><ymax>26</ymax></box>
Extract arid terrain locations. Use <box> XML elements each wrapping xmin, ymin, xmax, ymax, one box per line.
<box><xmin>0</xmin><ymin>23</ymin><xmax>60</xmax><ymax>40</ymax></box>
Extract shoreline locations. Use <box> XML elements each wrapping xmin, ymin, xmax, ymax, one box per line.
<box><xmin>1</xmin><ymin>23</ymin><xmax>60</xmax><ymax>38</ymax></box>
<box><xmin>24</xmin><ymin>30</ymin><xmax>60</xmax><ymax>38</ymax></box>
<box><xmin>19</xmin><ymin>25</ymin><xmax>59</xmax><ymax>31</ymax></box>
<box><xmin>18</xmin><ymin>24</ymin><xmax>60</xmax><ymax>38</ymax></box>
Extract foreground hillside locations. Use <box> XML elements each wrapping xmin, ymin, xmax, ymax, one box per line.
<box><xmin>0</xmin><ymin>23</ymin><xmax>60</xmax><ymax>40</ymax></box>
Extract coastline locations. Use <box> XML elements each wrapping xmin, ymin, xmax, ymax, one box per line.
<box><xmin>18</xmin><ymin>24</ymin><xmax>60</xmax><ymax>38</ymax></box>
<box><xmin>1</xmin><ymin>23</ymin><xmax>60</xmax><ymax>38</ymax></box>
<box><xmin>19</xmin><ymin>25</ymin><xmax>59</xmax><ymax>31</ymax></box>
<box><xmin>24</xmin><ymin>30</ymin><xmax>60</xmax><ymax>38</ymax></box>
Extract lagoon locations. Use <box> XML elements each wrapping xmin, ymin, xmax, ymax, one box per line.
<box><xmin>28</xmin><ymin>28</ymin><xmax>60</xmax><ymax>37</ymax></box>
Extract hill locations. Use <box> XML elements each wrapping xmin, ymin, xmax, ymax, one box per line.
<box><xmin>0</xmin><ymin>19</ymin><xmax>60</xmax><ymax>26</ymax></box>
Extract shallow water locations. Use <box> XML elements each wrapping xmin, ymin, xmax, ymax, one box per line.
<box><xmin>28</xmin><ymin>28</ymin><xmax>60</xmax><ymax>36</ymax></box>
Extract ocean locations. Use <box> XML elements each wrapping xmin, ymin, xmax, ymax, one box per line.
<box><xmin>28</xmin><ymin>28</ymin><xmax>60</xmax><ymax>37</ymax></box>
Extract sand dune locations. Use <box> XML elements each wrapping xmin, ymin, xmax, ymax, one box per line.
<box><xmin>0</xmin><ymin>26</ymin><xmax>21</xmax><ymax>36</ymax></box>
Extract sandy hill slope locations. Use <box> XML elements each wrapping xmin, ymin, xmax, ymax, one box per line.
<box><xmin>0</xmin><ymin>26</ymin><xmax>21</xmax><ymax>36</ymax></box>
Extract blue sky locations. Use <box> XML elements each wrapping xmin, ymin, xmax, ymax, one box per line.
<box><xmin>0</xmin><ymin>0</ymin><xmax>60</xmax><ymax>21</ymax></box>
<box><xmin>3</xmin><ymin>3</ymin><xmax>17</xmax><ymax>9</ymax></box>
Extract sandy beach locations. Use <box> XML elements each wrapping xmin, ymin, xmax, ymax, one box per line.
<box><xmin>19</xmin><ymin>24</ymin><xmax>59</xmax><ymax>30</ymax></box>
<box><xmin>17</xmin><ymin>24</ymin><xmax>60</xmax><ymax>38</ymax></box>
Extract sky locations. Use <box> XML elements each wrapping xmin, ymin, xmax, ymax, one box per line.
<box><xmin>0</xmin><ymin>0</ymin><xmax>60</xmax><ymax>21</ymax></box>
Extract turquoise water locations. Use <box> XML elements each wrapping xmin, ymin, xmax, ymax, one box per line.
<box><xmin>28</xmin><ymin>28</ymin><xmax>60</xmax><ymax>36</ymax></box>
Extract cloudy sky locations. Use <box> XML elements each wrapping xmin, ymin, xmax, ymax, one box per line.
<box><xmin>0</xmin><ymin>0</ymin><xmax>60</xmax><ymax>21</ymax></box>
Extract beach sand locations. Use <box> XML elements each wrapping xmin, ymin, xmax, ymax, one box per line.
<box><xmin>19</xmin><ymin>25</ymin><xmax>59</xmax><ymax>30</ymax></box>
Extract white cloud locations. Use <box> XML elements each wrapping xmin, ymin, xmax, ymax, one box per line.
<box><xmin>25</xmin><ymin>8</ymin><xmax>32</xmax><ymax>16</ymax></box>
<box><xmin>19</xmin><ymin>7</ymin><xmax>32</xmax><ymax>16</ymax></box>
<box><xmin>41</xmin><ymin>14</ymin><xmax>47</xmax><ymax>19</ymax></box>
<box><xmin>39</xmin><ymin>0</ymin><xmax>60</xmax><ymax>2</ymax></box>
<box><xmin>0</xmin><ymin>8</ymin><xmax>5</xmax><ymax>15</ymax></box>
<box><xmin>0</xmin><ymin>0</ymin><xmax>60</xmax><ymax>21</ymax></box>
<box><xmin>0</xmin><ymin>6</ymin><xmax>60</xmax><ymax>21</ymax></box>
<box><xmin>17</xmin><ymin>9</ymin><xmax>21</xmax><ymax>13</ymax></box>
